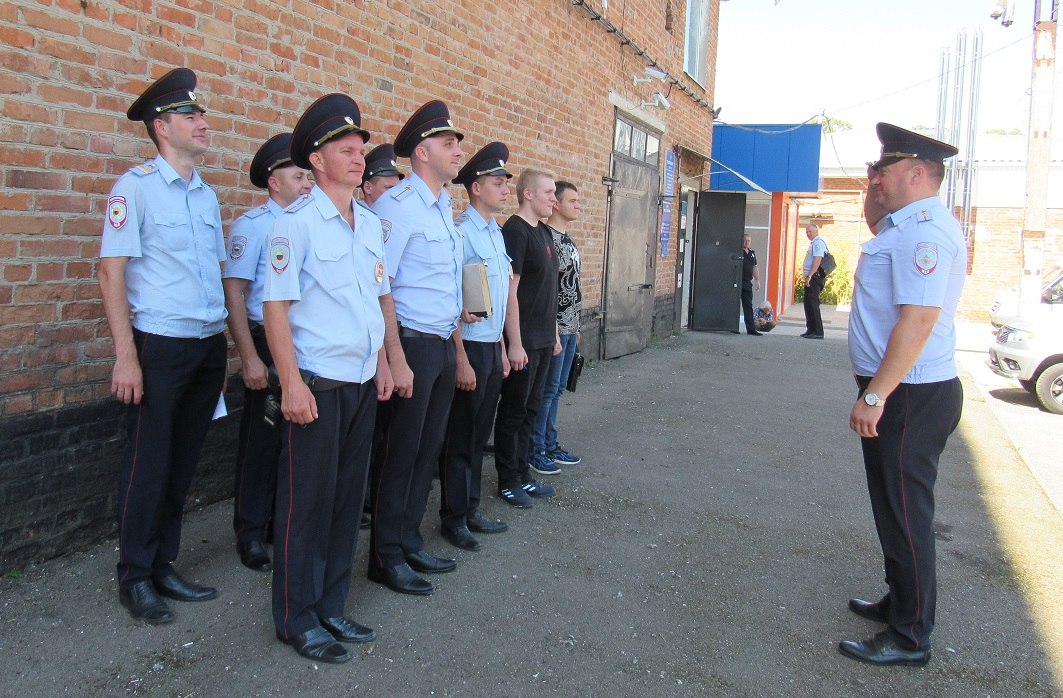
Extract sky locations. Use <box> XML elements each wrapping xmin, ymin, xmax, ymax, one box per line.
<box><xmin>714</xmin><ymin>0</ymin><xmax>1043</xmax><ymax>134</ymax></box>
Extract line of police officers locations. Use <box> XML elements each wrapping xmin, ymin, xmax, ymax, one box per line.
<box><xmin>100</xmin><ymin>68</ymin><xmax>564</xmax><ymax>664</ymax></box>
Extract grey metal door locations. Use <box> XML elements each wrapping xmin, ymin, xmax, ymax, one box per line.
<box><xmin>690</xmin><ymin>192</ymin><xmax>745</xmax><ymax>332</ymax></box>
<box><xmin>603</xmin><ymin>157</ymin><xmax>658</xmax><ymax>358</ymax></box>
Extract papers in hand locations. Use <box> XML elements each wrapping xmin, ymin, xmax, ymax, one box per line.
<box><xmin>462</xmin><ymin>263</ymin><xmax>492</xmax><ymax>318</ymax></box>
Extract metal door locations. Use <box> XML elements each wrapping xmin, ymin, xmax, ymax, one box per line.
<box><xmin>690</xmin><ymin>192</ymin><xmax>745</xmax><ymax>332</ymax></box>
<box><xmin>603</xmin><ymin>157</ymin><xmax>658</xmax><ymax>358</ymax></box>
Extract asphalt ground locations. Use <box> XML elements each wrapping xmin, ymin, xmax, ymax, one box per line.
<box><xmin>1</xmin><ymin>310</ymin><xmax>1061</xmax><ymax>697</ymax></box>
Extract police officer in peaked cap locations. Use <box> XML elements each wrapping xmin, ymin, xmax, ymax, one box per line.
<box><xmin>99</xmin><ymin>67</ymin><xmax>227</xmax><ymax>625</ymax></box>
<box><xmin>361</xmin><ymin>142</ymin><xmax>405</xmax><ymax>208</ymax></box>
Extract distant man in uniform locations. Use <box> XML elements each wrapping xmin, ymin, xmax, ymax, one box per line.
<box><xmin>264</xmin><ymin>94</ymin><xmax>388</xmax><ymax>663</ymax></box>
<box><xmin>360</xmin><ymin>142</ymin><xmax>405</xmax><ymax>208</ymax></box>
<box><xmin>494</xmin><ymin>169</ymin><xmax>561</xmax><ymax>508</ymax></box>
<box><xmin>367</xmin><ymin>100</ymin><xmax>465</xmax><ymax>596</ymax></box>
<box><xmin>801</xmin><ymin>223</ymin><xmax>827</xmax><ymax>338</ymax></box>
<box><xmin>224</xmin><ymin>133</ymin><xmax>312</xmax><ymax>573</ymax></box>
<box><xmin>528</xmin><ymin>181</ymin><xmax>584</xmax><ymax>475</ymax></box>
<box><xmin>741</xmin><ymin>234</ymin><xmax>762</xmax><ymax>336</ymax></box>
<box><xmin>838</xmin><ymin>123</ymin><xmax>965</xmax><ymax>667</ymax></box>
<box><xmin>99</xmin><ymin>68</ymin><xmax>227</xmax><ymax>625</ymax></box>
<box><xmin>438</xmin><ymin>142</ymin><xmax>515</xmax><ymax>551</ymax></box>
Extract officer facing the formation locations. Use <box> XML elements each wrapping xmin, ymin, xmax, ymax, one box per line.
<box><xmin>223</xmin><ymin>133</ymin><xmax>312</xmax><ymax>573</ymax></box>
<box><xmin>438</xmin><ymin>142</ymin><xmax>515</xmax><ymax>551</ymax></box>
<box><xmin>98</xmin><ymin>68</ymin><xmax>227</xmax><ymax>625</ymax></box>
<box><xmin>361</xmin><ymin>142</ymin><xmax>405</xmax><ymax>207</ymax></box>
<box><xmin>367</xmin><ymin>100</ymin><xmax>466</xmax><ymax>596</ymax></box>
<box><xmin>838</xmin><ymin>123</ymin><xmax>966</xmax><ymax>667</ymax></box>
<box><xmin>263</xmin><ymin>94</ymin><xmax>390</xmax><ymax>663</ymax></box>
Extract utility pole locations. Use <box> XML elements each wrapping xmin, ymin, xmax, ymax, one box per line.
<box><xmin>997</xmin><ymin>0</ymin><xmax>1058</xmax><ymax>300</ymax></box>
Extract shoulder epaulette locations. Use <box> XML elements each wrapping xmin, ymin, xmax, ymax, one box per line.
<box><xmin>131</xmin><ymin>162</ymin><xmax>158</xmax><ymax>176</ymax></box>
<box><xmin>243</xmin><ymin>203</ymin><xmax>270</xmax><ymax>219</ymax></box>
<box><xmin>391</xmin><ymin>184</ymin><xmax>414</xmax><ymax>201</ymax></box>
<box><xmin>285</xmin><ymin>193</ymin><xmax>313</xmax><ymax>213</ymax></box>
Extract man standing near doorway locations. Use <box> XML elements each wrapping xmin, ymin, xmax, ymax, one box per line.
<box><xmin>838</xmin><ymin>123</ymin><xmax>965</xmax><ymax>667</ymax></box>
<box><xmin>801</xmin><ymin>223</ymin><xmax>827</xmax><ymax>339</ymax></box>
<box><xmin>741</xmin><ymin>234</ymin><xmax>762</xmax><ymax>336</ymax></box>
<box><xmin>224</xmin><ymin>133</ymin><xmax>313</xmax><ymax>573</ymax></box>
<box><xmin>99</xmin><ymin>68</ymin><xmax>227</xmax><ymax>625</ymax></box>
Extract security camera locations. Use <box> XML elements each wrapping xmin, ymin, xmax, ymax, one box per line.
<box><xmin>654</xmin><ymin>91</ymin><xmax>671</xmax><ymax>109</ymax></box>
<box><xmin>644</xmin><ymin>66</ymin><xmax>668</xmax><ymax>80</ymax></box>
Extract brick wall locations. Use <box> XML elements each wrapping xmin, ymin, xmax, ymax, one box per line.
<box><xmin>0</xmin><ymin>0</ymin><xmax>718</xmax><ymax>565</ymax></box>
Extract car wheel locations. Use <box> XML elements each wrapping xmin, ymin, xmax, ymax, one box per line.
<box><xmin>1019</xmin><ymin>378</ymin><xmax>1037</xmax><ymax>394</ymax></box>
<box><xmin>1034</xmin><ymin>363</ymin><xmax>1063</xmax><ymax>415</ymax></box>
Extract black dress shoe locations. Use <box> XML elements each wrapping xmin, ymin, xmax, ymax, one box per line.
<box><xmin>367</xmin><ymin>563</ymin><xmax>434</xmax><ymax>596</ymax></box>
<box><xmin>848</xmin><ymin>597</ymin><xmax>889</xmax><ymax>624</ymax></box>
<box><xmin>442</xmin><ymin>525</ymin><xmax>481</xmax><ymax>551</ymax></box>
<box><xmin>320</xmin><ymin>616</ymin><xmax>376</xmax><ymax>643</ymax></box>
<box><xmin>839</xmin><ymin>631</ymin><xmax>930</xmax><ymax>666</ymax></box>
<box><xmin>467</xmin><ymin>511</ymin><xmax>508</xmax><ymax>534</ymax></box>
<box><xmin>237</xmin><ymin>540</ymin><xmax>271</xmax><ymax>572</ymax></box>
<box><xmin>119</xmin><ymin>580</ymin><xmax>174</xmax><ymax>625</ymax></box>
<box><xmin>153</xmin><ymin>570</ymin><xmax>218</xmax><ymax>602</ymax></box>
<box><xmin>359</xmin><ymin>512</ymin><xmax>371</xmax><ymax>531</ymax></box>
<box><xmin>280</xmin><ymin>627</ymin><xmax>352</xmax><ymax>664</ymax></box>
<box><xmin>747</xmin><ymin>330</ymin><xmax>762</xmax><ymax>336</ymax></box>
<box><xmin>405</xmin><ymin>549</ymin><xmax>457</xmax><ymax>574</ymax></box>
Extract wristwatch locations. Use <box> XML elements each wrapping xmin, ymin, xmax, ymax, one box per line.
<box><xmin>863</xmin><ymin>391</ymin><xmax>885</xmax><ymax>407</ymax></box>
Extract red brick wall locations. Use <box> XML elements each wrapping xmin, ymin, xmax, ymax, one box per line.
<box><xmin>0</xmin><ymin>0</ymin><xmax>719</xmax><ymax>416</ymax></box>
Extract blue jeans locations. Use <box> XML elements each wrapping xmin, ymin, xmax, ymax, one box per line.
<box><xmin>529</xmin><ymin>333</ymin><xmax>578</xmax><ymax>455</ymax></box>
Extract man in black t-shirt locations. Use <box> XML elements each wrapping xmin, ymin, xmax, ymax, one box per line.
<box><xmin>741</xmin><ymin>234</ymin><xmax>762</xmax><ymax>336</ymax></box>
<box><xmin>494</xmin><ymin>169</ymin><xmax>561</xmax><ymax>508</ymax></box>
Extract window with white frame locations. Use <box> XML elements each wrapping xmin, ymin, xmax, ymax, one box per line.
<box><xmin>684</xmin><ymin>0</ymin><xmax>710</xmax><ymax>86</ymax></box>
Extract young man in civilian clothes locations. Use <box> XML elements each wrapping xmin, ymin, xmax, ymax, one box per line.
<box><xmin>367</xmin><ymin>100</ymin><xmax>466</xmax><ymax>596</ymax></box>
<box><xmin>224</xmin><ymin>133</ymin><xmax>313</xmax><ymax>573</ymax></box>
<box><xmin>494</xmin><ymin>169</ymin><xmax>562</xmax><ymax>508</ymax></box>
<box><xmin>838</xmin><ymin>123</ymin><xmax>966</xmax><ymax>667</ymax></box>
<box><xmin>802</xmin><ymin>223</ymin><xmax>827</xmax><ymax>338</ymax></box>
<box><xmin>99</xmin><ymin>68</ymin><xmax>227</xmax><ymax>626</ymax></box>
<box><xmin>263</xmin><ymin>94</ymin><xmax>390</xmax><ymax>664</ymax></box>
<box><xmin>528</xmin><ymin>181</ymin><xmax>583</xmax><ymax>476</ymax></box>
<box><xmin>437</xmin><ymin>142</ymin><xmax>515</xmax><ymax>551</ymax></box>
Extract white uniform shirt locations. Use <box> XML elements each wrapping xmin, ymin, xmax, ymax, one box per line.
<box><xmin>223</xmin><ymin>198</ymin><xmax>285</xmax><ymax>324</ymax></box>
<box><xmin>455</xmin><ymin>207</ymin><xmax>511</xmax><ymax>343</ymax></box>
<box><xmin>263</xmin><ymin>187</ymin><xmax>388</xmax><ymax>384</ymax></box>
<box><xmin>372</xmin><ymin>172</ymin><xmax>463</xmax><ymax>339</ymax></box>
<box><xmin>100</xmin><ymin>155</ymin><xmax>226</xmax><ymax>338</ymax></box>
<box><xmin>848</xmin><ymin>196</ymin><xmax>967</xmax><ymax>383</ymax></box>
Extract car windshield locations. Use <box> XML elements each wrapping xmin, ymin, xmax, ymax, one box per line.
<box><xmin>1043</xmin><ymin>272</ymin><xmax>1063</xmax><ymax>304</ymax></box>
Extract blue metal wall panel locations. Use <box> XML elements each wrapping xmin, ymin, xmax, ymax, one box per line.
<box><xmin>709</xmin><ymin>124</ymin><xmax>822</xmax><ymax>193</ymax></box>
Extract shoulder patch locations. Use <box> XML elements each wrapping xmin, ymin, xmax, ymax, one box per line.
<box><xmin>914</xmin><ymin>242</ymin><xmax>939</xmax><ymax>276</ymax></box>
<box><xmin>131</xmin><ymin>162</ymin><xmax>157</xmax><ymax>177</ymax></box>
<box><xmin>107</xmin><ymin>195</ymin><xmax>127</xmax><ymax>230</ymax></box>
<box><xmin>285</xmin><ymin>193</ymin><xmax>313</xmax><ymax>213</ymax></box>
<box><xmin>228</xmin><ymin>235</ymin><xmax>247</xmax><ymax>260</ymax></box>
<box><xmin>380</xmin><ymin>219</ymin><xmax>393</xmax><ymax>243</ymax></box>
<box><xmin>270</xmin><ymin>237</ymin><xmax>290</xmax><ymax>274</ymax></box>
<box><xmin>243</xmin><ymin>203</ymin><xmax>270</xmax><ymax>219</ymax></box>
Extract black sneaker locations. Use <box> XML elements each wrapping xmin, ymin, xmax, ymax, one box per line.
<box><xmin>498</xmin><ymin>486</ymin><xmax>534</xmax><ymax>508</ymax></box>
<box><xmin>521</xmin><ymin>480</ymin><xmax>555</xmax><ymax>498</ymax></box>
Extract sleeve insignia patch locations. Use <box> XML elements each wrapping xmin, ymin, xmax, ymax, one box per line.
<box><xmin>229</xmin><ymin>235</ymin><xmax>247</xmax><ymax>260</ymax></box>
<box><xmin>270</xmin><ymin>237</ymin><xmax>290</xmax><ymax>274</ymax></box>
<box><xmin>914</xmin><ymin>242</ymin><xmax>939</xmax><ymax>276</ymax></box>
<box><xmin>381</xmin><ymin>219</ymin><xmax>392</xmax><ymax>243</ymax></box>
<box><xmin>107</xmin><ymin>196</ymin><xmax>127</xmax><ymax>230</ymax></box>
<box><xmin>375</xmin><ymin>259</ymin><xmax>385</xmax><ymax>285</ymax></box>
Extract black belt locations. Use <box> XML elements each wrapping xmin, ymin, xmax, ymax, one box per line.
<box><xmin>399</xmin><ymin>326</ymin><xmax>445</xmax><ymax>340</ymax></box>
<box><xmin>298</xmin><ymin>368</ymin><xmax>353</xmax><ymax>392</ymax></box>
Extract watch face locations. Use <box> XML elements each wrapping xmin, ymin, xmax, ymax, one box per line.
<box><xmin>864</xmin><ymin>392</ymin><xmax>880</xmax><ymax>406</ymax></box>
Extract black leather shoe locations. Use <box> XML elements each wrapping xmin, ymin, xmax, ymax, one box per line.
<box><xmin>838</xmin><ymin>631</ymin><xmax>930</xmax><ymax>667</ymax></box>
<box><xmin>320</xmin><ymin>616</ymin><xmax>376</xmax><ymax>643</ymax></box>
<box><xmin>405</xmin><ymin>549</ymin><xmax>457</xmax><ymax>574</ymax></box>
<box><xmin>747</xmin><ymin>330</ymin><xmax>762</xmax><ymax>336</ymax></box>
<box><xmin>237</xmin><ymin>541</ymin><xmax>271</xmax><ymax>572</ymax></box>
<box><xmin>280</xmin><ymin>627</ymin><xmax>352</xmax><ymax>663</ymax></box>
<box><xmin>153</xmin><ymin>570</ymin><xmax>218</xmax><ymax>602</ymax></box>
<box><xmin>442</xmin><ymin>525</ymin><xmax>481</xmax><ymax>551</ymax></box>
<box><xmin>367</xmin><ymin>563</ymin><xmax>434</xmax><ymax>596</ymax></box>
<box><xmin>119</xmin><ymin>580</ymin><xmax>174</xmax><ymax>625</ymax></box>
<box><xmin>467</xmin><ymin>511</ymin><xmax>508</xmax><ymax>534</ymax></box>
<box><xmin>359</xmin><ymin>512</ymin><xmax>371</xmax><ymax>531</ymax></box>
<box><xmin>848</xmin><ymin>597</ymin><xmax>889</xmax><ymax>624</ymax></box>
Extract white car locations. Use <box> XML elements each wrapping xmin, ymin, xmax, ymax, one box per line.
<box><xmin>988</xmin><ymin>274</ymin><xmax>1063</xmax><ymax>415</ymax></box>
<box><xmin>989</xmin><ymin>266</ymin><xmax>1063</xmax><ymax>328</ymax></box>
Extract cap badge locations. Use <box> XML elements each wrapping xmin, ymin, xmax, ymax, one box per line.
<box><xmin>344</xmin><ymin>116</ymin><xmax>354</xmax><ymax>125</ymax></box>
<box><xmin>188</xmin><ymin>91</ymin><xmax>196</xmax><ymax>100</ymax></box>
